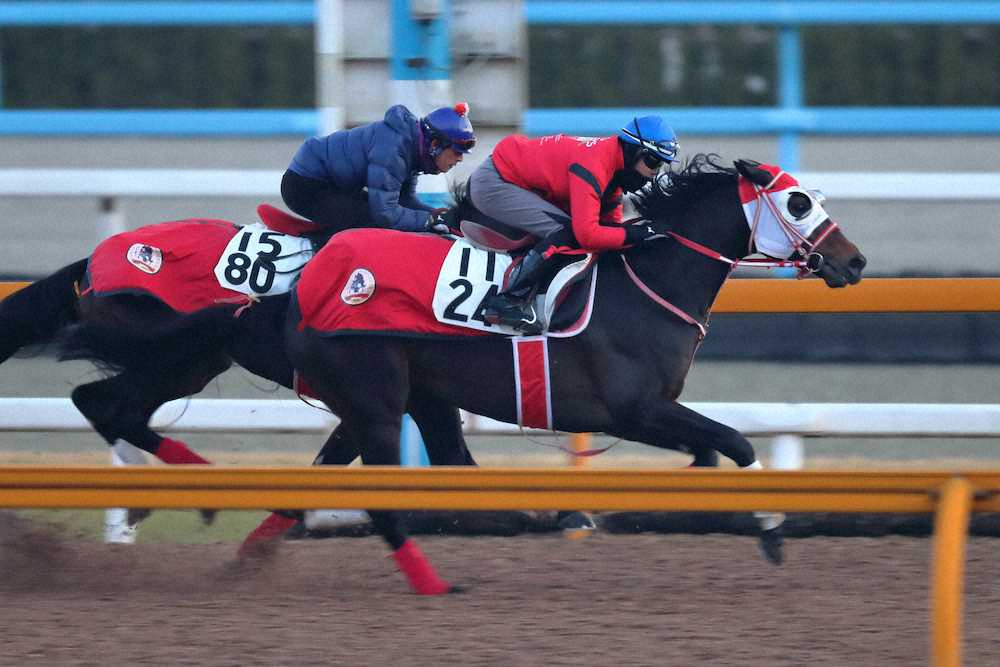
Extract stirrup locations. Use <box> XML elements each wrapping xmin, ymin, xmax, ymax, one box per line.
<box><xmin>483</xmin><ymin>299</ymin><xmax>542</xmax><ymax>334</ymax></box>
<box><xmin>512</xmin><ymin>305</ymin><xmax>543</xmax><ymax>335</ymax></box>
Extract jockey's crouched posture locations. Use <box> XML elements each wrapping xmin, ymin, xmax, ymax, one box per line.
<box><xmin>475</xmin><ymin>116</ymin><xmax>680</xmax><ymax>334</ymax></box>
<box><xmin>281</xmin><ymin>103</ymin><xmax>475</xmax><ymax>234</ymax></box>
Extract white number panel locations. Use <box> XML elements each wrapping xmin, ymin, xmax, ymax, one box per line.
<box><xmin>214</xmin><ymin>222</ymin><xmax>314</xmax><ymax>297</ymax></box>
<box><xmin>432</xmin><ymin>240</ymin><xmax>515</xmax><ymax>333</ymax></box>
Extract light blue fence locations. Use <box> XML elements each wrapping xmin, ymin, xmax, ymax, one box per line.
<box><xmin>524</xmin><ymin>0</ymin><xmax>1000</xmax><ymax>168</ymax></box>
<box><xmin>3</xmin><ymin>1</ymin><xmax>1000</xmax><ymax>168</ymax></box>
<box><xmin>0</xmin><ymin>1</ymin><xmax>316</xmax><ymax>134</ymax></box>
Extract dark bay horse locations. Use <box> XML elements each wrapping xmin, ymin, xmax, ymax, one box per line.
<box><xmin>63</xmin><ymin>157</ymin><xmax>866</xmax><ymax>595</ymax></box>
<box><xmin>0</xmin><ymin>210</ymin><xmax>475</xmax><ymax>533</ymax></box>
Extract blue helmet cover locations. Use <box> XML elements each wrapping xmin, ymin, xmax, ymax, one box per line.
<box><xmin>421</xmin><ymin>103</ymin><xmax>476</xmax><ymax>155</ymax></box>
<box><xmin>619</xmin><ymin>116</ymin><xmax>679</xmax><ymax>163</ymax></box>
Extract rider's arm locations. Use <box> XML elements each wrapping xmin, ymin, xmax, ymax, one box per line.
<box><xmin>398</xmin><ymin>176</ymin><xmax>433</xmax><ymax>213</ymax></box>
<box><xmin>566</xmin><ymin>143</ymin><xmax>628</xmax><ymax>251</ymax></box>
<box><xmin>365</xmin><ymin>128</ymin><xmax>435</xmax><ymax>232</ymax></box>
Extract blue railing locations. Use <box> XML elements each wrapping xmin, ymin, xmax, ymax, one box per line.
<box><xmin>2</xmin><ymin>0</ymin><xmax>1000</xmax><ymax>165</ymax></box>
<box><xmin>0</xmin><ymin>1</ymin><xmax>316</xmax><ymax>135</ymax></box>
<box><xmin>0</xmin><ymin>1</ymin><xmax>314</xmax><ymax>25</ymax></box>
<box><xmin>524</xmin><ymin>1</ymin><xmax>1000</xmax><ymax>25</ymax></box>
<box><xmin>523</xmin><ymin>0</ymin><xmax>1000</xmax><ymax>168</ymax></box>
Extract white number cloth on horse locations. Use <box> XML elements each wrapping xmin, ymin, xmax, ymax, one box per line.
<box><xmin>213</xmin><ymin>222</ymin><xmax>314</xmax><ymax>297</ymax></box>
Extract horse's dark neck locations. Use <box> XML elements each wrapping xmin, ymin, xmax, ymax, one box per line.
<box><xmin>620</xmin><ymin>181</ymin><xmax>750</xmax><ymax>329</ymax></box>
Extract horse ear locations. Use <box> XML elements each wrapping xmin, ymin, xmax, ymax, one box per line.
<box><xmin>734</xmin><ymin>159</ymin><xmax>773</xmax><ymax>187</ymax></box>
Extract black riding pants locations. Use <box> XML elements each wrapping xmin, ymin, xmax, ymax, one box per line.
<box><xmin>280</xmin><ymin>169</ymin><xmax>376</xmax><ymax>233</ymax></box>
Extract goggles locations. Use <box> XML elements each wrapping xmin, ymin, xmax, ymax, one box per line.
<box><xmin>446</xmin><ymin>137</ymin><xmax>476</xmax><ymax>154</ymax></box>
<box><xmin>639</xmin><ymin>140</ymin><xmax>678</xmax><ymax>170</ymax></box>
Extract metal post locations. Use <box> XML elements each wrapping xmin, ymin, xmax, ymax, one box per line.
<box><xmin>770</xmin><ymin>434</ymin><xmax>804</xmax><ymax>470</ymax></box>
<box><xmin>569</xmin><ymin>433</ymin><xmax>590</xmax><ymax>467</ymax></box>
<box><xmin>390</xmin><ymin>0</ymin><xmax>452</xmax><ymax>208</ymax></box>
<box><xmin>777</xmin><ymin>26</ymin><xmax>803</xmax><ymax>170</ymax></box>
<box><xmin>97</xmin><ymin>196</ymin><xmax>125</xmax><ymax>241</ymax></box>
<box><xmin>401</xmin><ymin>414</ymin><xmax>430</xmax><ymax>467</ymax></box>
<box><xmin>104</xmin><ymin>441</ymin><xmax>148</xmax><ymax>544</ymax></box>
<box><xmin>315</xmin><ymin>0</ymin><xmax>345</xmax><ymax>133</ymax></box>
<box><xmin>930</xmin><ymin>477</ymin><xmax>972</xmax><ymax>667</ymax></box>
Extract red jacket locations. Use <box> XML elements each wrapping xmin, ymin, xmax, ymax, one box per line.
<box><xmin>492</xmin><ymin>134</ymin><xmax>627</xmax><ymax>250</ymax></box>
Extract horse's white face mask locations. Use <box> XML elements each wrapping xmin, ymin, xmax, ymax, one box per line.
<box><xmin>737</xmin><ymin>164</ymin><xmax>830</xmax><ymax>259</ymax></box>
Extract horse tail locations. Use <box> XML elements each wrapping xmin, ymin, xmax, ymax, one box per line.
<box><xmin>0</xmin><ymin>258</ymin><xmax>88</xmax><ymax>364</ymax></box>
<box><xmin>61</xmin><ymin>303</ymin><xmax>242</xmax><ymax>378</ymax></box>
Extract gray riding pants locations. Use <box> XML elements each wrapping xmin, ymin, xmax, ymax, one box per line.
<box><xmin>468</xmin><ymin>157</ymin><xmax>570</xmax><ymax>238</ymax></box>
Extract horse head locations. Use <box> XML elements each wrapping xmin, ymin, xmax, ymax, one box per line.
<box><xmin>734</xmin><ymin>159</ymin><xmax>866</xmax><ymax>288</ymax></box>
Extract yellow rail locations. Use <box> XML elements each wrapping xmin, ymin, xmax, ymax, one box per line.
<box><xmin>0</xmin><ymin>281</ymin><xmax>29</xmax><ymax>299</ymax></box>
<box><xmin>1</xmin><ymin>466</ymin><xmax>997</xmax><ymax>511</ymax></box>
<box><xmin>714</xmin><ymin>277</ymin><xmax>1000</xmax><ymax>313</ymax></box>
<box><xmin>0</xmin><ymin>465</ymin><xmax>991</xmax><ymax>667</ymax></box>
<box><xmin>3</xmin><ymin>277</ymin><xmax>1000</xmax><ymax>312</ymax></box>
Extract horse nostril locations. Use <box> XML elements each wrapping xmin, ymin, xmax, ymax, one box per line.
<box><xmin>850</xmin><ymin>254</ymin><xmax>867</xmax><ymax>272</ymax></box>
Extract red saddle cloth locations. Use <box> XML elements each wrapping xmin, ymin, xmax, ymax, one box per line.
<box><xmin>87</xmin><ymin>219</ymin><xmax>243</xmax><ymax>312</ymax></box>
<box><xmin>296</xmin><ymin>228</ymin><xmax>488</xmax><ymax>337</ymax></box>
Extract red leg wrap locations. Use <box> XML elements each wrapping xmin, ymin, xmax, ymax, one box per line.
<box><xmin>155</xmin><ymin>438</ymin><xmax>210</xmax><ymax>465</ymax></box>
<box><xmin>391</xmin><ymin>539</ymin><xmax>452</xmax><ymax>596</ymax></box>
<box><xmin>237</xmin><ymin>512</ymin><xmax>298</xmax><ymax>559</ymax></box>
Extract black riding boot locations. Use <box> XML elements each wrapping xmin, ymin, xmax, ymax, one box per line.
<box><xmin>482</xmin><ymin>248</ymin><xmax>552</xmax><ymax>335</ymax></box>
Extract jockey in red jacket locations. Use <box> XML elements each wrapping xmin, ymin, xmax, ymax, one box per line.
<box><xmin>474</xmin><ymin>115</ymin><xmax>679</xmax><ymax>334</ymax></box>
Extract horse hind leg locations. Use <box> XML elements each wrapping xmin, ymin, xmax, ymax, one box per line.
<box><xmin>72</xmin><ymin>365</ymin><xmax>222</xmax><ymax>525</ymax></box>
<box><xmin>287</xmin><ymin>330</ymin><xmax>461</xmax><ymax>595</ymax></box>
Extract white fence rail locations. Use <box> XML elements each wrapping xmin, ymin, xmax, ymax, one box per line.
<box><xmin>3</xmin><ymin>397</ymin><xmax>999</xmax><ymax>438</ymax></box>
<box><xmin>2</xmin><ymin>169</ymin><xmax>1000</xmax><ymax>240</ymax></box>
<box><xmin>2</xmin><ymin>169</ymin><xmax>1000</xmax><ymax>200</ymax></box>
<box><xmin>7</xmin><ymin>397</ymin><xmax>996</xmax><ymax>543</ymax></box>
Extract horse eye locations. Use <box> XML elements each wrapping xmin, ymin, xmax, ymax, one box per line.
<box><xmin>787</xmin><ymin>192</ymin><xmax>812</xmax><ymax>219</ymax></box>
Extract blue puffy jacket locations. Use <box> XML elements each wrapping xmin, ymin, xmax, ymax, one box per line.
<box><xmin>288</xmin><ymin>105</ymin><xmax>433</xmax><ymax>232</ymax></box>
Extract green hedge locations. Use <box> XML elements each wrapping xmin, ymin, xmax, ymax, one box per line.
<box><xmin>3</xmin><ymin>25</ymin><xmax>998</xmax><ymax>108</ymax></box>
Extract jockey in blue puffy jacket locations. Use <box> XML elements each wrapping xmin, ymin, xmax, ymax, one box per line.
<box><xmin>281</xmin><ymin>103</ymin><xmax>476</xmax><ymax>234</ymax></box>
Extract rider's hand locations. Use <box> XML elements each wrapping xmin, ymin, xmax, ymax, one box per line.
<box><xmin>425</xmin><ymin>208</ymin><xmax>460</xmax><ymax>235</ymax></box>
<box><xmin>624</xmin><ymin>220</ymin><xmax>669</xmax><ymax>244</ymax></box>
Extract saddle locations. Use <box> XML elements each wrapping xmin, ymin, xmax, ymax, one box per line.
<box><xmin>256</xmin><ymin>203</ymin><xmax>316</xmax><ymax>237</ymax></box>
<box><xmin>452</xmin><ymin>180</ymin><xmax>538</xmax><ymax>252</ymax></box>
<box><xmin>450</xmin><ymin>184</ymin><xmax>595</xmax><ymax>335</ymax></box>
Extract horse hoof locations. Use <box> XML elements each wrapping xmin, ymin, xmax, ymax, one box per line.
<box><xmin>759</xmin><ymin>527</ymin><xmax>784</xmax><ymax>566</ymax></box>
<box><xmin>127</xmin><ymin>507</ymin><xmax>152</xmax><ymax>526</ymax></box>
<box><xmin>558</xmin><ymin>511</ymin><xmax>596</xmax><ymax>532</ymax></box>
<box><xmin>199</xmin><ymin>509</ymin><xmax>217</xmax><ymax>526</ymax></box>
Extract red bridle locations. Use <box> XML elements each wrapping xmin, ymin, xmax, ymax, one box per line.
<box><xmin>622</xmin><ymin>178</ymin><xmax>839</xmax><ymax>337</ymax></box>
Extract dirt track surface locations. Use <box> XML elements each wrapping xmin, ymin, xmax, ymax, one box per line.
<box><xmin>3</xmin><ymin>514</ymin><xmax>1000</xmax><ymax>666</ymax></box>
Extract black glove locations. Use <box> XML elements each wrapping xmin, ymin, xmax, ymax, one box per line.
<box><xmin>425</xmin><ymin>208</ymin><xmax>460</xmax><ymax>235</ymax></box>
<box><xmin>624</xmin><ymin>220</ymin><xmax>669</xmax><ymax>244</ymax></box>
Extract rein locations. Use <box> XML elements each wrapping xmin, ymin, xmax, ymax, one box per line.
<box><xmin>622</xmin><ymin>175</ymin><xmax>838</xmax><ymax>336</ymax></box>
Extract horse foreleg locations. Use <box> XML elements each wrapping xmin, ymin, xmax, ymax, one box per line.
<box><xmin>238</xmin><ymin>424</ymin><xmax>366</xmax><ymax>562</ymax></box>
<box><xmin>356</xmin><ymin>419</ymin><xmax>459</xmax><ymax>595</ymax></box>
<box><xmin>611</xmin><ymin>400</ymin><xmax>784</xmax><ymax>565</ymax></box>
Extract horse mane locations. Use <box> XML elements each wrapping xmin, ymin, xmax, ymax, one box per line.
<box><xmin>632</xmin><ymin>153</ymin><xmax>737</xmax><ymax>220</ymax></box>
